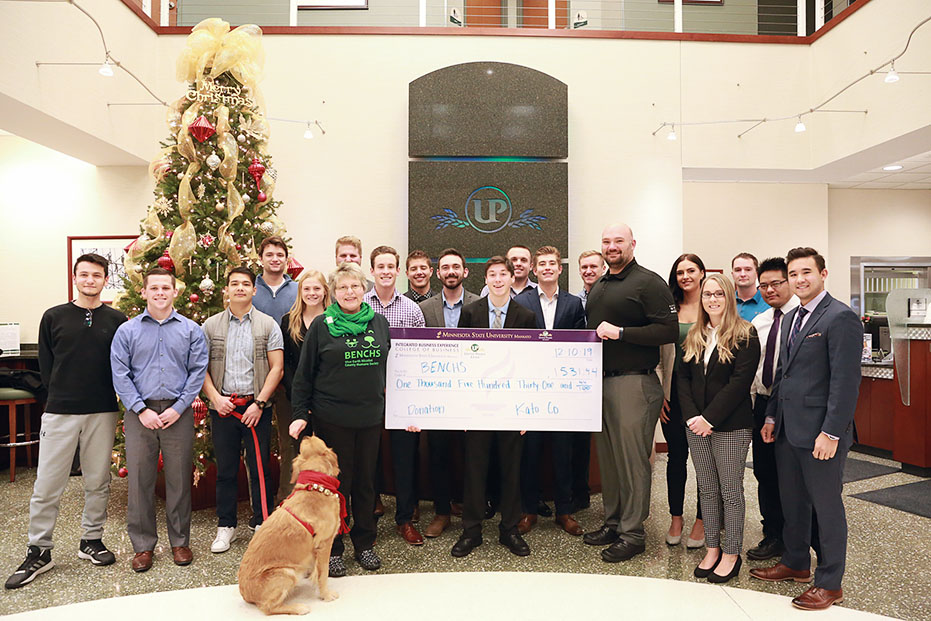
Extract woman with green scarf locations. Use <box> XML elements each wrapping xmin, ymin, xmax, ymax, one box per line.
<box><xmin>290</xmin><ymin>262</ymin><xmax>390</xmax><ymax>577</ymax></box>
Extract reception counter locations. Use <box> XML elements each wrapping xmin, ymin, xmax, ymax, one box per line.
<box><xmin>855</xmin><ymin>324</ymin><xmax>931</xmax><ymax>475</ymax></box>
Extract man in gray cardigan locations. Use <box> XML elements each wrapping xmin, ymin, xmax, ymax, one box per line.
<box><xmin>418</xmin><ymin>248</ymin><xmax>479</xmax><ymax>538</ymax></box>
<box><xmin>202</xmin><ymin>266</ymin><xmax>284</xmax><ymax>554</ymax></box>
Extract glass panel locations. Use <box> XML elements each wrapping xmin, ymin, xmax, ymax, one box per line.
<box><xmin>886</xmin><ymin>288</ymin><xmax>931</xmax><ymax>406</ymax></box>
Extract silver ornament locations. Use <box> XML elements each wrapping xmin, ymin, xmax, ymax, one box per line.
<box><xmin>206</xmin><ymin>152</ymin><xmax>221</xmax><ymax>170</ymax></box>
<box><xmin>237</xmin><ymin>134</ymin><xmax>246</xmax><ymax>143</ymax></box>
<box><xmin>199</xmin><ymin>277</ymin><xmax>215</xmax><ymax>293</ymax></box>
<box><xmin>177</xmin><ymin>172</ymin><xmax>184</xmax><ymax>179</ymax></box>
<box><xmin>242</xmin><ymin>194</ymin><xmax>251</xmax><ymax>203</ymax></box>
<box><xmin>260</xmin><ymin>221</ymin><xmax>275</xmax><ymax>235</ymax></box>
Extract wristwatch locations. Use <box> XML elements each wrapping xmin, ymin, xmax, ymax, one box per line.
<box><xmin>253</xmin><ymin>399</ymin><xmax>268</xmax><ymax>409</ymax></box>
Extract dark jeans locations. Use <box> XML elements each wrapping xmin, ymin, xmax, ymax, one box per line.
<box><xmin>427</xmin><ymin>430</ymin><xmax>463</xmax><ymax>515</ymax></box>
<box><xmin>752</xmin><ymin>395</ymin><xmax>784</xmax><ymax>539</ymax></box>
<box><xmin>390</xmin><ymin>429</ymin><xmax>420</xmax><ymax>524</ymax></box>
<box><xmin>463</xmin><ymin>431</ymin><xmax>523</xmax><ymax>537</ymax></box>
<box><xmin>210</xmin><ymin>405</ymin><xmax>273</xmax><ymax>528</ymax></box>
<box><xmin>662</xmin><ymin>381</ymin><xmax>702</xmax><ymax>520</ymax></box>
<box><xmin>520</xmin><ymin>431</ymin><xmax>575</xmax><ymax>516</ymax></box>
<box><xmin>313</xmin><ymin>418</ymin><xmax>381</xmax><ymax>557</ymax></box>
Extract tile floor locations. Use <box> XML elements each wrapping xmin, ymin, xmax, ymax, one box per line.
<box><xmin>0</xmin><ymin>449</ymin><xmax>927</xmax><ymax>619</ymax></box>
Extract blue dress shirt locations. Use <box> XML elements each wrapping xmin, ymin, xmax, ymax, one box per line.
<box><xmin>442</xmin><ymin>290</ymin><xmax>466</xmax><ymax>328</ymax></box>
<box><xmin>110</xmin><ymin>309</ymin><xmax>209</xmax><ymax>414</ymax></box>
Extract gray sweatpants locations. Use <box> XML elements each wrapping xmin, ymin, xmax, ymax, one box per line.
<box><xmin>28</xmin><ymin>411</ymin><xmax>118</xmax><ymax>550</ymax></box>
<box><xmin>596</xmin><ymin>374</ymin><xmax>664</xmax><ymax>546</ymax></box>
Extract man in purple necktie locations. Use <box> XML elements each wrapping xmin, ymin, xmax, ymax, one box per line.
<box><xmin>748</xmin><ymin>257</ymin><xmax>799</xmax><ymax>561</ymax></box>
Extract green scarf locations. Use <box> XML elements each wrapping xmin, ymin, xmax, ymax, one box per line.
<box><xmin>324</xmin><ymin>302</ymin><xmax>375</xmax><ymax>337</ymax></box>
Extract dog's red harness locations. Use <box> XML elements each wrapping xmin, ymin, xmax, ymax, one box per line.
<box><xmin>282</xmin><ymin>470</ymin><xmax>350</xmax><ymax>535</ymax></box>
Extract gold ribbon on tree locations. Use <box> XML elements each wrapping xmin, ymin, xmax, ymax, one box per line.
<box><xmin>123</xmin><ymin>206</ymin><xmax>166</xmax><ymax>287</ymax></box>
<box><xmin>216</xmin><ymin>180</ymin><xmax>246</xmax><ymax>265</ymax></box>
<box><xmin>215</xmin><ymin>106</ymin><xmax>238</xmax><ymax>181</ymax></box>
<box><xmin>168</xmin><ymin>161</ymin><xmax>201</xmax><ymax>276</ymax></box>
<box><xmin>176</xmin><ymin>18</ymin><xmax>265</xmax><ymax>89</ymax></box>
<box><xmin>176</xmin><ymin>101</ymin><xmax>202</xmax><ymax>162</ymax></box>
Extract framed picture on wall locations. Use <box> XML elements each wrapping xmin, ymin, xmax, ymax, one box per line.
<box><xmin>299</xmin><ymin>0</ymin><xmax>368</xmax><ymax>9</ymax></box>
<box><xmin>67</xmin><ymin>235</ymin><xmax>137</xmax><ymax>304</ymax></box>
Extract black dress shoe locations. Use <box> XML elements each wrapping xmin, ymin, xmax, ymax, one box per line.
<box><xmin>693</xmin><ymin>554</ymin><xmax>722</xmax><ymax>578</ymax></box>
<box><xmin>583</xmin><ymin>525</ymin><xmax>619</xmax><ymax>546</ymax></box>
<box><xmin>601</xmin><ymin>539</ymin><xmax>646</xmax><ymax>563</ymax></box>
<box><xmin>747</xmin><ymin>537</ymin><xmax>784</xmax><ymax>561</ymax></box>
<box><xmin>708</xmin><ymin>555</ymin><xmax>742</xmax><ymax>583</ymax></box>
<box><xmin>536</xmin><ymin>501</ymin><xmax>553</xmax><ymax>517</ymax></box>
<box><xmin>498</xmin><ymin>532</ymin><xmax>530</xmax><ymax>557</ymax></box>
<box><xmin>451</xmin><ymin>535</ymin><xmax>482</xmax><ymax>558</ymax></box>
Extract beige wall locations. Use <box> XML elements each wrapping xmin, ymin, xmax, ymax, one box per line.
<box><xmin>682</xmin><ymin>182</ymin><xmax>829</xmax><ymax>272</ymax></box>
<box><xmin>828</xmin><ymin>189</ymin><xmax>931</xmax><ymax>309</ymax></box>
<box><xmin>0</xmin><ymin>135</ymin><xmax>149</xmax><ymax>342</ymax></box>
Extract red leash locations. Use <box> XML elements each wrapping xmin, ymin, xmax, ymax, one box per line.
<box><xmin>219</xmin><ymin>395</ymin><xmax>269</xmax><ymax>521</ymax></box>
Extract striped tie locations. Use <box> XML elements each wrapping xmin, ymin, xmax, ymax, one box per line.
<box><xmin>492</xmin><ymin>308</ymin><xmax>503</xmax><ymax>329</ymax></box>
<box><xmin>787</xmin><ymin>307</ymin><xmax>809</xmax><ymax>354</ymax></box>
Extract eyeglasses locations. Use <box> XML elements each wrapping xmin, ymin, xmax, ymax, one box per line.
<box><xmin>84</xmin><ymin>308</ymin><xmax>93</xmax><ymax>328</ymax></box>
<box><xmin>335</xmin><ymin>283</ymin><xmax>364</xmax><ymax>293</ymax></box>
<box><xmin>758</xmin><ymin>279</ymin><xmax>787</xmax><ymax>291</ymax></box>
<box><xmin>701</xmin><ymin>291</ymin><xmax>726</xmax><ymax>299</ymax></box>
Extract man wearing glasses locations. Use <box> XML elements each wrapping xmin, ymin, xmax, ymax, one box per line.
<box><xmin>6</xmin><ymin>254</ymin><xmax>127</xmax><ymax>589</ymax></box>
<box><xmin>748</xmin><ymin>257</ymin><xmax>799</xmax><ymax>562</ymax></box>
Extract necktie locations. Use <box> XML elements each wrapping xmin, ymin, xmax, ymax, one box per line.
<box><xmin>787</xmin><ymin>306</ymin><xmax>809</xmax><ymax>354</ymax></box>
<box><xmin>761</xmin><ymin>308</ymin><xmax>782</xmax><ymax>388</ymax></box>
<box><xmin>492</xmin><ymin>308</ymin><xmax>503</xmax><ymax>329</ymax></box>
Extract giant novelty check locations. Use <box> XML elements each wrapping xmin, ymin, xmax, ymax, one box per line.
<box><xmin>386</xmin><ymin>327</ymin><xmax>602</xmax><ymax>432</ymax></box>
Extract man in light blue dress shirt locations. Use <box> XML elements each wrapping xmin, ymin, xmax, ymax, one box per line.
<box><xmin>110</xmin><ymin>267</ymin><xmax>208</xmax><ymax>572</ymax></box>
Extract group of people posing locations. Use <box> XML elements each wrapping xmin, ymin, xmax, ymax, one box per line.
<box><xmin>6</xmin><ymin>225</ymin><xmax>861</xmax><ymax>613</ymax></box>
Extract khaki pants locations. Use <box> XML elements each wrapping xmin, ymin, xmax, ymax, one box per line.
<box><xmin>28</xmin><ymin>411</ymin><xmax>118</xmax><ymax>550</ymax></box>
<box><xmin>596</xmin><ymin>374</ymin><xmax>663</xmax><ymax>546</ymax></box>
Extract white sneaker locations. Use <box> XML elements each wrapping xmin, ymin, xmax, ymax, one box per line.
<box><xmin>211</xmin><ymin>527</ymin><xmax>237</xmax><ymax>553</ymax></box>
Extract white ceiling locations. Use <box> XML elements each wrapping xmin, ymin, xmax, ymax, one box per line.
<box><xmin>828</xmin><ymin>150</ymin><xmax>931</xmax><ymax>189</ymax></box>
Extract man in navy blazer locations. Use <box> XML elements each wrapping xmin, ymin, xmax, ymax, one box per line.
<box><xmin>751</xmin><ymin>247</ymin><xmax>862</xmax><ymax>611</ymax></box>
<box><xmin>514</xmin><ymin>246</ymin><xmax>587</xmax><ymax>537</ymax></box>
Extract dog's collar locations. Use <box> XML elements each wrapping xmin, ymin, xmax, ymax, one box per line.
<box><xmin>285</xmin><ymin>469</ymin><xmax>350</xmax><ymax>535</ymax></box>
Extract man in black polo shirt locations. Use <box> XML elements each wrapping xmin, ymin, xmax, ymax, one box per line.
<box><xmin>583</xmin><ymin>224</ymin><xmax>678</xmax><ymax>562</ymax></box>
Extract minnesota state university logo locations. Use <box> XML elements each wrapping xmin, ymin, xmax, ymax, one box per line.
<box><xmin>432</xmin><ymin>186</ymin><xmax>546</xmax><ymax>234</ymax></box>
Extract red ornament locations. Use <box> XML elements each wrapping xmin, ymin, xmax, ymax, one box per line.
<box><xmin>192</xmin><ymin>397</ymin><xmax>208</xmax><ymax>424</ymax></box>
<box><xmin>118</xmin><ymin>467</ymin><xmax>128</xmax><ymax>478</ymax></box>
<box><xmin>236</xmin><ymin>244</ymin><xmax>242</xmax><ymax>250</ymax></box>
<box><xmin>188</xmin><ymin>115</ymin><xmax>216</xmax><ymax>142</ymax></box>
<box><xmin>157</xmin><ymin>249</ymin><xmax>175</xmax><ymax>272</ymax></box>
<box><xmin>287</xmin><ymin>256</ymin><xmax>304</xmax><ymax>280</ymax></box>
<box><xmin>248</xmin><ymin>157</ymin><xmax>266</xmax><ymax>201</ymax></box>
<box><xmin>189</xmin><ymin>293</ymin><xmax>199</xmax><ymax>303</ymax></box>
<box><xmin>165</xmin><ymin>231</ymin><xmax>173</xmax><ymax>239</ymax></box>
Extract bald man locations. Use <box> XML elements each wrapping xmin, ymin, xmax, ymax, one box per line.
<box><xmin>583</xmin><ymin>224</ymin><xmax>678</xmax><ymax>562</ymax></box>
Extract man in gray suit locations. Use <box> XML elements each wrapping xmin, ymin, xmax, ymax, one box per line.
<box><xmin>418</xmin><ymin>248</ymin><xmax>479</xmax><ymax>537</ymax></box>
<box><xmin>751</xmin><ymin>247</ymin><xmax>861</xmax><ymax>611</ymax></box>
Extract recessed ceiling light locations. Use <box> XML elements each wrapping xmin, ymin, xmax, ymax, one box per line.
<box><xmin>883</xmin><ymin>165</ymin><xmax>904</xmax><ymax>171</ymax></box>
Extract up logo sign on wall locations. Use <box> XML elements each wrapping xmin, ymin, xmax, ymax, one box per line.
<box><xmin>432</xmin><ymin>186</ymin><xmax>546</xmax><ymax>234</ymax></box>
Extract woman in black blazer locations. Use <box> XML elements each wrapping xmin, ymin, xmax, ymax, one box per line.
<box><xmin>678</xmin><ymin>273</ymin><xmax>760</xmax><ymax>584</ymax></box>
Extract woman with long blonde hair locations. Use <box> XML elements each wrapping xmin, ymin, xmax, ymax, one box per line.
<box><xmin>280</xmin><ymin>270</ymin><xmax>329</xmax><ymax>406</ymax></box>
<box><xmin>678</xmin><ymin>273</ymin><xmax>760</xmax><ymax>584</ymax></box>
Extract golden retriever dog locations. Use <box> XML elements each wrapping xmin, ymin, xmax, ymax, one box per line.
<box><xmin>239</xmin><ymin>435</ymin><xmax>342</xmax><ymax>615</ymax></box>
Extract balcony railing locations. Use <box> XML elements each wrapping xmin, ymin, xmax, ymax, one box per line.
<box><xmin>129</xmin><ymin>0</ymin><xmax>862</xmax><ymax>38</ymax></box>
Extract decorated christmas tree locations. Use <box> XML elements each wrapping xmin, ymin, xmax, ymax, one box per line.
<box><xmin>112</xmin><ymin>18</ymin><xmax>289</xmax><ymax>481</ymax></box>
